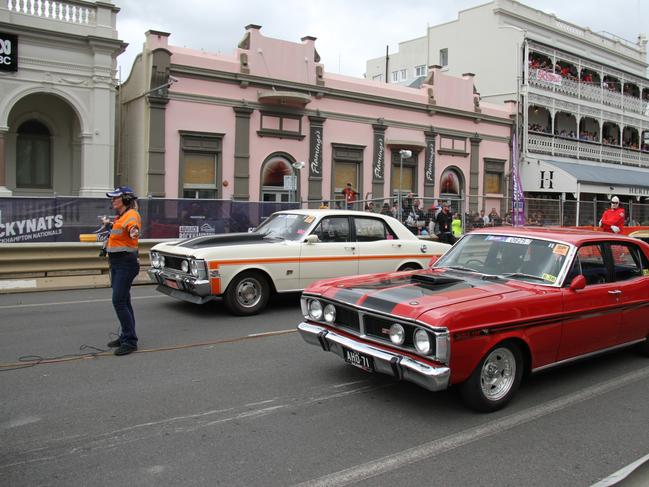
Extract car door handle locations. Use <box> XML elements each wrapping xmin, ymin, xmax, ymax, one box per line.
<box><xmin>344</xmin><ymin>246</ymin><xmax>356</xmax><ymax>251</ymax></box>
<box><xmin>392</xmin><ymin>243</ymin><xmax>402</xmax><ymax>248</ymax></box>
<box><xmin>608</xmin><ymin>290</ymin><xmax>622</xmax><ymax>295</ymax></box>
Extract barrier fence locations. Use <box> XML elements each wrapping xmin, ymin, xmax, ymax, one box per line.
<box><xmin>1</xmin><ymin>195</ymin><xmax>648</xmax><ymax>244</ymax></box>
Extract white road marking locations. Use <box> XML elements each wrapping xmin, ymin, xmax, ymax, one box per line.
<box><xmin>0</xmin><ymin>295</ymin><xmax>165</xmax><ymax>310</ymax></box>
<box><xmin>0</xmin><ymin>416</ymin><xmax>42</xmax><ymax>429</ymax></box>
<box><xmin>294</xmin><ymin>365</ymin><xmax>649</xmax><ymax>487</ymax></box>
<box><xmin>591</xmin><ymin>452</ymin><xmax>649</xmax><ymax>487</ymax></box>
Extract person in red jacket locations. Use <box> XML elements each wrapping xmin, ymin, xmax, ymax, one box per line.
<box><xmin>599</xmin><ymin>196</ymin><xmax>625</xmax><ymax>233</ymax></box>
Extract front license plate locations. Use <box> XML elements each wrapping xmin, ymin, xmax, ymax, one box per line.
<box><xmin>164</xmin><ymin>279</ymin><xmax>179</xmax><ymax>289</ymax></box>
<box><xmin>343</xmin><ymin>348</ymin><xmax>374</xmax><ymax>372</ymax></box>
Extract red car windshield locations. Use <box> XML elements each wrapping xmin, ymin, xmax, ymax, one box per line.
<box><xmin>435</xmin><ymin>234</ymin><xmax>570</xmax><ymax>285</ymax></box>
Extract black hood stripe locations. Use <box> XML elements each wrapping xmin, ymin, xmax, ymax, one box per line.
<box><xmin>176</xmin><ymin>232</ymin><xmax>269</xmax><ymax>249</ymax></box>
<box><xmin>332</xmin><ymin>271</ymin><xmax>485</xmax><ymax>314</ymax></box>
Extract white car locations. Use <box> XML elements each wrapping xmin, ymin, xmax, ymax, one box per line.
<box><xmin>148</xmin><ymin>209</ymin><xmax>451</xmax><ymax>315</ymax></box>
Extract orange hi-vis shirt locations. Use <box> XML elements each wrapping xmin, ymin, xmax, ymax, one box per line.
<box><xmin>106</xmin><ymin>208</ymin><xmax>141</xmax><ymax>253</ymax></box>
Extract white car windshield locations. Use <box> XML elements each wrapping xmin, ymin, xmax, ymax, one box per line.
<box><xmin>435</xmin><ymin>234</ymin><xmax>571</xmax><ymax>285</ymax></box>
<box><xmin>254</xmin><ymin>213</ymin><xmax>315</xmax><ymax>241</ymax></box>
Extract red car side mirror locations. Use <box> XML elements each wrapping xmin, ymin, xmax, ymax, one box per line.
<box><xmin>569</xmin><ymin>275</ymin><xmax>586</xmax><ymax>291</ymax></box>
<box><xmin>428</xmin><ymin>256</ymin><xmax>440</xmax><ymax>268</ymax></box>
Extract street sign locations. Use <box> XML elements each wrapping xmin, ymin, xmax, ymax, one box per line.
<box><xmin>283</xmin><ymin>175</ymin><xmax>297</xmax><ymax>190</ymax></box>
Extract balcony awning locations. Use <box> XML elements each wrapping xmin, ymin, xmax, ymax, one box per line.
<box><xmin>525</xmin><ymin>159</ymin><xmax>649</xmax><ymax>197</ymax></box>
<box><xmin>257</xmin><ymin>90</ymin><xmax>311</xmax><ymax>107</ymax></box>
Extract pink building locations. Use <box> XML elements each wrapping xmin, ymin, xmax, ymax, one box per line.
<box><xmin>119</xmin><ymin>25</ymin><xmax>513</xmax><ymax>214</ymax></box>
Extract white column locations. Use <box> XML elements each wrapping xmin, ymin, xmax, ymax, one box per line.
<box><xmin>78</xmin><ymin>83</ymin><xmax>115</xmax><ymax>196</ymax></box>
<box><xmin>0</xmin><ymin>127</ymin><xmax>12</xmax><ymax>196</ymax></box>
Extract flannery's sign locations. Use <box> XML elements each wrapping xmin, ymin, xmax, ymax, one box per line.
<box><xmin>0</xmin><ymin>32</ymin><xmax>18</xmax><ymax>72</ymax></box>
<box><xmin>424</xmin><ymin>139</ymin><xmax>435</xmax><ymax>184</ymax></box>
<box><xmin>309</xmin><ymin>128</ymin><xmax>322</xmax><ymax>177</ymax></box>
<box><xmin>373</xmin><ymin>136</ymin><xmax>385</xmax><ymax>180</ymax></box>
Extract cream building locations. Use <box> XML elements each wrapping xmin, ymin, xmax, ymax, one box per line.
<box><xmin>0</xmin><ymin>0</ymin><xmax>125</xmax><ymax>196</ymax></box>
<box><xmin>365</xmin><ymin>0</ymin><xmax>649</xmax><ymax>224</ymax></box>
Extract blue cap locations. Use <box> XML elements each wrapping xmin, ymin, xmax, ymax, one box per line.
<box><xmin>106</xmin><ymin>186</ymin><xmax>136</xmax><ymax>198</ymax></box>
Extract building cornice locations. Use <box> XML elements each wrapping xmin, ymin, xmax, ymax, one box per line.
<box><xmin>170</xmin><ymin>63</ymin><xmax>513</xmax><ymax>128</ymax></box>
<box><xmin>167</xmin><ymin>91</ymin><xmax>511</xmax><ymax>143</ymax></box>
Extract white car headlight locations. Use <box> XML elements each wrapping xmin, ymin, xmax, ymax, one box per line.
<box><xmin>389</xmin><ymin>323</ymin><xmax>405</xmax><ymax>345</ymax></box>
<box><xmin>189</xmin><ymin>259</ymin><xmax>206</xmax><ymax>278</ymax></box>
<box><xmin>181</xmin><ymin>260</ymin><xmax>189</xmax><ymax>273</ymax></box>
<box><xmin>151</xmin><ymin>251</ymin><xmax>160</xmax><ymax>268</ymax></box>
<box><xmin>323</xmin><ymin>304</ymin><xmax>336</xmax><ymax>323</ymax></box>
<box><xmin>308</xmin><ymin>300</ymin><xmax>323</xmax><ymax>320</ymax></box>
<box><xmin>414</xmin><ymin>329</ymin><xmax>432</xmax><ymax>354</ymax></box>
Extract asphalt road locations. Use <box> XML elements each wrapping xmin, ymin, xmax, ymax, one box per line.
<box><xmin>1</xmin><ymin>285</ymin><xmax>648</xmax><ymax>487</ymax></box>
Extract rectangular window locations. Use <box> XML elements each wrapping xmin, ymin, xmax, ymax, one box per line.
<box><xmin>258</xmin><ymin>112</ymin><xmax>303</xmax><ymax>140</ymax></box>
<box><xmin>392</xmin><ymin>71</ymin><xmax>399</xmax><ymax>82</ymax></box>
<box><xmin>485</xmin><ymin>173</ymin><xmax>502</xmax><ymax>194</ymax></box>
<box><xmin>484</xmin><ymin>159</ymin><xmax>505</xmax><ymax>195</ymax></box>
<box><xmin>415</xmin><ymin>65</ymin><xmax>426</xmax><ymax>77</ymax></box>
<box><xmin>400</xmin><ymin>69</ymin><xmax>407</xmax><ymax>80</ymax></box>
<box><xmin>180</xmin><ymin>132</ymin><xmax>222</xmax><ymax>199</ymax></box>
<box><xmin>439</xmin><ymin>136</ymin><xmax>466</xmax><ymax>152</ymax></box>
<box><xmin>439</xmin><ymin>48</ymin><xmax>448</xmax><ymax>67</ymax></box>
<box><xmin>332</xmin><ymin>144</ymin><xmax>364</xmax><ymax>208</ymax></box>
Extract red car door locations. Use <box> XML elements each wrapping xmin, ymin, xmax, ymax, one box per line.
<box><xmin>559</xmin><ymin>243</ymin><xmax>622</xmax><ymax>360</ymax></box>
<box><xmin>608</xmin><ymin>242</ymin><xmax>649</xmax><ymax>344</ymax></box>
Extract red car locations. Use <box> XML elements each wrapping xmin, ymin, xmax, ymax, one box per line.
<box><xmin>298</xmin><ymin>227</ymin><xmax>649</xmax><ymax>412</ymax></box>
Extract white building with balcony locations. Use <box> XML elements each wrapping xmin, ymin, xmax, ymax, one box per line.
<box><xmin>365</xmin><ymin>0</ymin><xmax>649</xmax><ymax>223</ymax></box>
<box><xmin>0</xmin><ymin>0</ymin><xmax>125</xmax><ymax>196</ymax></box>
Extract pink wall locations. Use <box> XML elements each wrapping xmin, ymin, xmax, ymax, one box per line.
<box><xmin>150</xmin><ymin>26</ymin><xmax>513</xmax><ymax>206</ymax></box>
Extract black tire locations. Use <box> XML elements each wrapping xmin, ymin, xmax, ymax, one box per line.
<box><xmin>460</xmin><ymin>341</ymin><xmax>523</xmax><ymax>413</ymax></box>
<box><xmin>224</xmin><ymin>270</ymin><xmax>270</xmax><ymax>316</ymax></box>
<box><xmin>398</xmin><ymin>263</ymin><xmax>421</xmax><ymax>272</ymax></box>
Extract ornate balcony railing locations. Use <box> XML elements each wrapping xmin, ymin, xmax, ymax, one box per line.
<box><xmin>6</xmin><ymin>0</ymin><xmax>95</xmax><ymax>25</ymax></box>
<box><xmin>529</xmin><ymin>69</ymin><xmax>649</xmax><ymax>116</ymax></box>
<box><xmin>528</xmin><ymin>132</ymin><xmax>649</xmax><ymax>167</ymax></box>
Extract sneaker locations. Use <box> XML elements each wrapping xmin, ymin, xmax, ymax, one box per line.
<box><xmin>107</xmin><ymin>338</ymin><xmax>121</xmax><ymax>348</ymax></box>
<box><xmin>114</xmin><ymin>344</ymin><xmax>137</xmax><ymax>356</ymax></box>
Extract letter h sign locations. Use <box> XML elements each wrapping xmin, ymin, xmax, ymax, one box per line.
<box><xmin>539</xmin><ymin>170</ymin><xmax>554</xmax><ymax>189</ymax></box>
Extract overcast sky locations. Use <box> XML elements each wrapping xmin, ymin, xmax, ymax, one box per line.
<box><xmin>115</xmin><ymin>0</ymin><xmax>648</xmax><ymax>81</ymax></box>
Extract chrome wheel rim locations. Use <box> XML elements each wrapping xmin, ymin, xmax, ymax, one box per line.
<box><xmin>480</xmin><ymin>347</ymin><xmax>516</xmax><ymax>401</ymax></box>
<box><xmin>235</xmin><ymin>277</ymin><xmax>262</xmax><ymax>308</ymax></box>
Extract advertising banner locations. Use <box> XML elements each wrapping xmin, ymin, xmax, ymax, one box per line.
<box><xmin>0</xmin><ymin>198</ymin><xmax>297</xmax><ymax>243</ymax></box>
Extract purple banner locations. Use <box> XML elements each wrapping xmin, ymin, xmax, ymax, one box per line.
<box><xmin>0</xmin><ymin>197</ymin><xmax>297</xmax><ymax>243</ymax></box>
<box><xmin>511</xmin><ymin>131</ymin><xmax>526</xmax><ymax>226</ymax></box>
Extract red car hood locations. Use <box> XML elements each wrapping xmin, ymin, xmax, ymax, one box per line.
<box><xmin>317</xmin><ymin>269</ymin><xmax>522</xmax><ymax>321</ymax></box>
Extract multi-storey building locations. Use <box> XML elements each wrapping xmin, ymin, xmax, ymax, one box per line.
<box><xmin>365</xmin><ymin>0</ymin><xmax>649</xmax><ymax>224</ymax></box>
<box><xmin>119</xmin><ymin>26</ymin><xmax>512</xmax><ymax>215</ymax></box>
<box><xmin>0</xmin><ymin>0</ymin><xmax>125</xmax><ymax>197</ymax></box>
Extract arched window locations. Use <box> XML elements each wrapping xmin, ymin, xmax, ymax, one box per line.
<box><xmin>260</xmin><ymin>154</ymin><xmax>296</xmax><ymax>202</ymax></box>
<box><xmin>16</xmin><ymin>120</ymin><xmax>51</xmax><ymax>188</ymax></box>
<box><xmin>440</xmin><ymin>168</ymin><xmax>461</xmax><ymax>196</ymax></box>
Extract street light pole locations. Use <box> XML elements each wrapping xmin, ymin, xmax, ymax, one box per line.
<box><xmin>291</xmin><ymin>161</ymin><xmax>305</xmax><ymax>206</ymax></box>
<box><xmin>398</xmin><ymin>149</ymin><xmax>412</xmax><ymax>220</ymax></box>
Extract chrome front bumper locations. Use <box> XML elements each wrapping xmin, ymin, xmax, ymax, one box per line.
<box><xmin>147</xmin><ymin>268</ymin><xmax>214</xmax><ymax>304</ymax></box>
<box><xmin>298</xmin><ymin>322</ymin><xmax>450</xmax><ymax>392</ymax></box>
